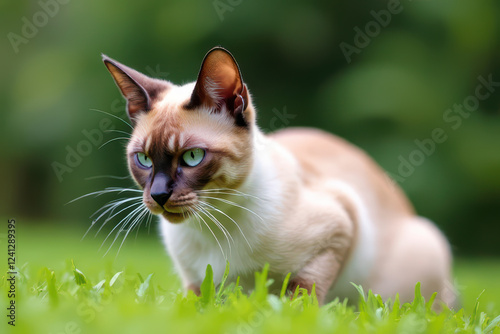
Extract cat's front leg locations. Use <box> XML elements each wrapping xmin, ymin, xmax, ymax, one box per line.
<box><xmin>186</xmin><ymin>283</ymin><xmax>201</xmax><ymax>296</ymax></box>
<box><xmin>287</xmin><ymin>249</ymin><xmax>344</xmax><ymax>305</ymax></box>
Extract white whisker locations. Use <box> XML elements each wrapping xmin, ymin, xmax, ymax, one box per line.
<box><xmin>197</xmin><ymin>195</ymin><xmax>264</xmax><ymax>222</ymax></box>
<box><xmin>89</xmin><ymin>108</ymin><xmax>133</xmax><ymax>129</ymax></box>
<box><xmin>196</xmin><ymin>188</ymin><xmax>262</xmax><ymax>201</ymax></box>
<box><xmin>104</xmin><ymin>129</ymin><xmax>131</xmax><ymax>137</ymax></box>
<box><xmin>82</xmin><ymin>196</ymin><xmax>142</xmax><ymax>240</ymax></box>
<box><xmin>191</xmin><ymin>207</ymin><xmax>226</xmax><ymax>260</ymax></box>
<box><xmin>196</xmin><ymin>204</ymin><xmax>234</xmax><ymax>255</ymax></box>
<box><xmin>85</xmin><ymin>175</ymin><xmax>131</xmax><ymax>181</ymax></box>
<box><xmin>100</xmin><ymin>203</ymin><xmax>145</xmax><ymax>253</ymax></box>
<box><xmin>198</xmin><ymin>200</ymin><xmax>253</xmax><ymax>251</ymax></box>
<box><xmin>95</xmin><ymin>200</ymin><xmax>143</xmax><ymax>236</ymax></box>
<box><xmin>187</xmin><ymin>208</ymin><xmax>202</xmax><ymax>231</ymax></box>
<box><xmin>136</xmin><ymin>210</ymin><xmax>154</xmax><ymax>239</ymax></box>
<box><xmin>90</xmin><ymin>196</ymin><xmax>142</xmax><ymax>220</ymax></box>
<box><xmin>67</xmin><ymin>187</ymin><xmax>142</xmax><ymax>205</ymax></box>
<box><xmin>98</xmin><ymin>137</ymin><xmax>129</xmax><ymax>149</ymax></box>
<box><xmin>146</xmin><ymin>211</ymin><xmax>154</xmax><ymax>234</ymax></box>
<box><xmin>115</xmin><ymin>207</ymin><xmax>150</xmax><ymax>257</ymax></box>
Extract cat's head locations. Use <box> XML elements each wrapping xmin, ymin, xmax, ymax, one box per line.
<box><xmin>103</xmin><ymin>47</ymin><xmax>256</xmax><ymax>223</ymax></box>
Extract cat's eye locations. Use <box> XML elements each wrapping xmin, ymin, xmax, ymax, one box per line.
<box><xmin>182</xmin><ymin>148</ymin><xmax>205</xmax><ymax>167</ymax></box>
<box><xmin>135</xmin><ymin>152</ymin><xmax>153</xmax><ymax>169</ymax></box>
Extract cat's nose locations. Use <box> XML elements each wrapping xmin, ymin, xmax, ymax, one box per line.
<box><xmin>151</xmin><ymin>173</ymin><xmax>173</xmax><ymax>207</ymax></box>
<box><xmin>151</xmin><ymin>190</ymin><xmax>172</xmax><ymax>207</ymax></box>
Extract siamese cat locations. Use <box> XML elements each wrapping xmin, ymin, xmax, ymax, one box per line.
<box><xmin>102</xmin><ymin>47</ymin><xmax>456</xmax><ymax>306</ymax></box>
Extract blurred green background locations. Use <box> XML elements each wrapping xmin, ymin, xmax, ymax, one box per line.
<box><xmin>0</xmin><ymin>0</ymin><xmax>499</xmax><ymax>257</ymax></box>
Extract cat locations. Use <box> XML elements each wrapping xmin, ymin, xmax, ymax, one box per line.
<box><xmin>102</xmin><ymin>46</ymin><xmax>457</xmax><ymax>306</ymax></box>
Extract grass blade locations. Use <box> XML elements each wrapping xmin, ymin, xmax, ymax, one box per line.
<box><xmin>199</xmin><ymin>264</ymin><xmax>215</xmax><ymax>308</ymax></box>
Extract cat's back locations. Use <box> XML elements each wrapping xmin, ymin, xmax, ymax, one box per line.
<box><xmin>268</xmin><ymin>127</ymin><xmax>414</xmax><ymax>220</ymax></box>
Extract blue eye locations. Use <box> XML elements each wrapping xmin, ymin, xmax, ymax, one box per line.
<box><xmin>135</xmin><ymin>153</ymin><xmax>153</xmax><ymax>169</ymax></box>
<box><xmin>182</xmin><ymin>148</ymin><xmax>205</xmax><ymax>167</ymax></box>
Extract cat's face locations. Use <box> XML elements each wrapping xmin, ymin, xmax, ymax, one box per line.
<box><xmin>104</xmin><ymin>48</ymin><xmax>255</xmax><ymax>223</ymax></box>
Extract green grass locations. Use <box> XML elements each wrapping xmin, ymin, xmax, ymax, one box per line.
<box><xmin>1</xmin><ymin>223</ymin><xmax>500</xmax><ymax>334</ymax></box>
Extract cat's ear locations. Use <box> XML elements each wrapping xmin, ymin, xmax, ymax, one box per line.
<box><xmin>102</xmin><ymin>55</ymin><xmax>169</xmax><ymax>123</ymax></box>
<box><xmin>187</xmin><ymin>47</ymin><xmax>249</xmax><ymax>126</ymax></box>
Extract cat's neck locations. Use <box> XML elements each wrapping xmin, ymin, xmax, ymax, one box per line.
<box><xmin>220</xmin><ymin>128</ymin><xmax>297</xmax><ymax>226</ymax></box>
<box><xmin>241</xmin><ymin>129</ymin><xmax>285</xmax><ymax>204</ymax></box>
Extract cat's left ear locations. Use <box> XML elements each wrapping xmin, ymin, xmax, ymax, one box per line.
<box><xmin>102</xmin><ymin>55</ymin><xmax>170</xmax><ymax>123</ymax></box>
<box><xmin>187</xmin><ymin>47</ymin><xmax>250</xmax><ymax>126</ymax></box>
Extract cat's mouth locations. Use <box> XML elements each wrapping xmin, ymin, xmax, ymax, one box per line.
<box><xmin>161</xmin><ymin>206</ymin><xmax>190</xmax><ymax>223</ymax></box>
<box><xmin>145</xmin><ymin>196</ymin><xmax>195</xmax><ymax>223</ymax></box>
<box><xmin>145</xmin><ymin>201</ymin><xmax>191</xmax><ymax>223</ymax></box>
<box><xmin>164</xmin><ymin>206</ymin><xmax>184</xmax><ymax>214</ymax></box>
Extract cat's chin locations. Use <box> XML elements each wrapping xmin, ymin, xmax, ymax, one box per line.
<box><xmin>161</xmin><ymin>211</ymin><xmax>187</xmax><ymax>224</ymax></box>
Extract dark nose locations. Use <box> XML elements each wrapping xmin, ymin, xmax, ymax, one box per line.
<box><xmin>151</xmin><ymin>190</ymin><xmax>172</xmax><ymax>207</ymax></box>
<box><xmin>150</xmin><ymin>173</ymin><xmax>173</xmax><ymax>207</ymax></box>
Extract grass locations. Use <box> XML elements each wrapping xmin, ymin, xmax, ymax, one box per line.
<box><xmin>1</xmin><ymin>222</ymin><xmax>500</xmax><ymax>334</ymax></box>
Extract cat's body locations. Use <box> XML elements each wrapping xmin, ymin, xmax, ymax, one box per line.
<box><xmin>162</xmin><ymin>127</ymin><xmax>454</xmax><ymax>304</ymax></box>
<box><xmin>103</xmin><ymin>47</ymin><xmax>456</xmax><ymax>306</ymax></box>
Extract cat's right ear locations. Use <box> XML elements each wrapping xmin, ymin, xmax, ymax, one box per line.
<box><xmin>102</xmin><ymin>55</ymin><xmax>170</xmax><ymax>123</ymax></box>
<box><xmin>186</xmin><ymin>47</ymin><xmax>250</xmax><ymax>127</ymax></box>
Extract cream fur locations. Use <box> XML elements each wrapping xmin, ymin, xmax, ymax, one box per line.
<box><xmin>157</xmin><ymin>104</ymin><xmax>456</xmax><ymax>305</ymax></box>
<box><xmin>105</xmin><ymin>50</ymin><xmax>457</xmax><ymax>306</ymax></box>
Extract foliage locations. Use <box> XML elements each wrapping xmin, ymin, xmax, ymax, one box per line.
<box><xmin>1</xmin><ymin>0</ymin><xmax>500</xmax><ymax>255</ymax></box>
<box><xmin>2</xmin><ymin>261</ymin><xmax>500</xmax><ymax>334</ymax></box>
